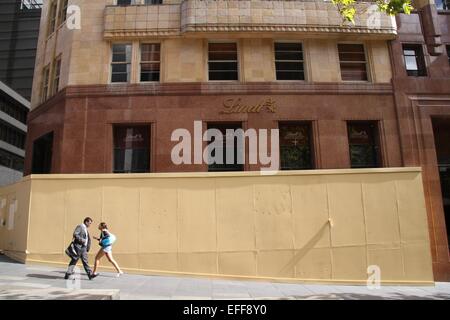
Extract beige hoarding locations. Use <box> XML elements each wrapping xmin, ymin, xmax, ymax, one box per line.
<box><xmin>0</xmin><ymin>168</ymin><xmax>434</xmax><ymax>284</ymax></box>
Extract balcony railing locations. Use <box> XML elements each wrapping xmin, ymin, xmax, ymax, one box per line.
<box><xmin>104</xmin><ymin>0</ymin><xmax>397</xmax><ymax>39</ymax></box>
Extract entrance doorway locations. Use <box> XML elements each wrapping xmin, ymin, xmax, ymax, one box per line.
<box><xmin>31</xmin><ymin>131</ymin><xmax>53</xmax><ymax>174</ymax></box>
<box><xmin>432</xmin><ymin>118</ymin><xmax>450</xmax><ymax>248</ymax></box>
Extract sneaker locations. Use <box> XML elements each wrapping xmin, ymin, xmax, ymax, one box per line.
<box><xmin>88</xmin><ymin>272</ymin><xmax>98</xmax><ymax>280</ymax></box>
<box><xmin>116</xmin><ymin>271</ymin><xmax>124</xmax><ymax>277</ymax></box>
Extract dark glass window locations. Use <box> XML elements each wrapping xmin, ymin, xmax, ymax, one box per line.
<box><xmin>111</xmin><ymin>44</ymin><xmax>132</xmax><ymax>83</ymax></box>
<box><xmin>446</xmin><ymin>45</ymin><xmax>450</xmax><ymax>64</ymax></box>
<box><xmin>0</xmin><ymin>149</ymin><xmax>24</xmax><ymax>172</ymax></box>
<box><xmin>208</xmin><ymin>43</ymin><xmax>239</xmax><ymax>81</ymax></box>
<box><xmin>0</xmin><ymin>97</ymin><xmax>28</xmax><ymax>124</ymax></box>
<box><xmin>41</xmin><ymin>65</ymin><xmax>50</xmax><ymax>102</ymax></box>
<box><xmin>20</xmin><ymin>0</ymin><xmax>43</xmax><ymax>10</ymax></box>
<box><xmin>338</xmin><ymin>44</ymin><xmax>368</xmax><ymax>81</ymax></box>
<box><xmin>0</xmin><ymin>121</ymin><xmax>26</xmax><ymax>149</ymax></box>
<box><xmin>59</xmin><ymin>0</ymin><xmax>68</xmax><ymax>24</ymax></box>
<box><xmin>51</xmin><ymin>57</ymin><xmax>61</xmax><ymax>95</ymax></box>
<box><xmin>275</xmin><ymin>43</ymin><xmax>305</xmax><ymax>80</ymax></box>
<box><xmin>347</xmin><ymin>121</ymin><xmax>381</xmax><ymax>168</ymax></box>
<box><xmin>206</xmin><ymin>123</ymin><xmax>243</xmax><ymax>172</ymax></box>
<box><xmin>113</xmin><ymin>125</ymin><xmax>150</xmax><ymax>173</ymax></box>
<box><xmin>435</xmin><ymin>0</ymin><xmax>449</xmax><ymax>10</ymax></box>
<box><xmin>116</xmin><ymin>0</ymin><xmax>141</xmax><ymax>5</ymax></box>
<box><xmin>31</xmin><ymin>132</ymin><xmax>53</xmax><ymax>174</ymax></box>
<box><xmin>140</xmin><ymin>44</ymin><xmax>160</xmax><ymax>82</ymax></box>
<box><xmin>117</xmin><ymin>0</ymin><xmax>131</xmax><ymax>5</ymax></box>
<box><xmin>432</xmin><ymin>119</ymin><xmax>450</xmax><ymax>248</ymax></box>
<box><xmin>403</xmin><ymin>44</ymin><xmax>427</xmax><ymax>77</ymax></box>
<box><xmin>47</xmin><ymin>1</ymin><xmax>58</xmax><ymax>36</ymax></box>
<box><xmin>279</xmin><ymin>122</ymin><xmax>314</xmax><ymax>170</ymax></box>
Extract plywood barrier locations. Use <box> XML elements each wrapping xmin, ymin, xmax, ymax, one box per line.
<box><xmin>0</xmin><ymin>168</ymin><xmax>434</xmax><ymax>284</ymax></box>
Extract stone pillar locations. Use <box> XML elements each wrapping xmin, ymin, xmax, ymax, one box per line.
<box><xmin>414</xmin><ymin>0</ymin><xmax>443</xmax><ymax>55</ymax></box>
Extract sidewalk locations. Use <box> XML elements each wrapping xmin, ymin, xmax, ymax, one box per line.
<box><xmin>0</xmin><ymin>254</ymin><xmax>449</xmax><ymax>300</ymax></box>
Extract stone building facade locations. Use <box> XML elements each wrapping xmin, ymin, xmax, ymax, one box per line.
<box><xmin>25</xmin><ymin>0</ymin><xmax>450</xmax><ymax>280</ymax></box>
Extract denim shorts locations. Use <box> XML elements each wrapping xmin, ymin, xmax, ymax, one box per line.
<box><xmin>102</xmin><ymin>245</ymin><xmax>112</xmax><ymax>253</ymax></box>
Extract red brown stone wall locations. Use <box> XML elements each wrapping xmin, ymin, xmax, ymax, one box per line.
<box><xmin>25</xmin><ymin>83</ymin><xmax>401</xmax><ymax>175</ymax></box>
<box><xmin>389</xmin><ymin>11</ymin><xmax>450</xmax><ymax>281</ymax></box>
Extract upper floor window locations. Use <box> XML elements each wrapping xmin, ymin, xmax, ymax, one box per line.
<box><xmin>274</xmin><ymin>42</ymin><xmax>305</xmax><ymax>81</ymax></box>
<box><xmin>20</xmin><ymin>0</ymin><xmax>43</xmax><ymax>10</ymax></box>
<box><xmin>41</xmin><ymin>65</ymin><xmax>50</xmax><ymax>102</ymax></box>
<box><xmin>0</xmin><ymin>97</ymin><xmax>28</xmax><ymax>124</ymax></box>
<box><xmin>51</xmin><ymin>57</ymin><xmax>62</xmax><ymax>95</ymax></box>
<box><xmin>47</xmin><ymin>1</ymin><xmax>58</xmax><ymax>36</ymax></box>
<box><xmin>116</xmin><ymin>0</ymin><xmax>137</xmax><ymax>5</ymax></box>
<box><xmin>111</xmin><ymin>44</ymin><xmax>132</xmax><ymax>83</ymax></box>
<box><xmin>446</xmin><ymin>45</ymin><xmax>450</xmax><ymax>64</ymax></box>
<box><xmin>0</xmin><ymin>121</ymin><xmax>26</xmax><ymax>150</ymax></box>
<box><xmin>58</xmin><ymin>0</ymin><xmax>69</xmax><ymax>24</ymax></box>
<box><xmin>347</xmin><ymin>121</ymin><xmax>382</xmax><ymax>168</ymax></box>
<box><xmin>338</xmin><ymin>43</ymin><xmax>368</xmax><ymax>81</ymax></box>
<box><xmin>435</xmin><ymin>0</ymin><xmax>449</xmax><ymax>10</ymax></box>
<box><xmin>140</xmin><ymin>44</ymin><xmax>160</xmax><ymax>82</ymax></box>
<box><xmin>116</xmin><ymin>0</ymin><xmax>162</xmax><ymax>4</ymax></box>
<box><xmin>208</xmin><ymin>43</ymin><xmax>239</xmax><ymax>81</ymax></box>
<box><xmin>402</xmin><ymin>44</ymin><xmax>427</xmax><ymax>77</ymax></box>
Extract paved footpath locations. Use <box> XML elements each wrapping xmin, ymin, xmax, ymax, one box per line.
<box><xmin>0</xmin><ymin>255</ymin><xmax>449</xmax><ymax>300</ymax></box>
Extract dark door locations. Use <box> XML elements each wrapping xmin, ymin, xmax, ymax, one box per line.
<box><xmin>31</xmin><ymin>131</ymin><xmax>53</xmax><ymax>174</ymax></box>
<box><xmin>432</xmin><ymin>119</ymin><xmax>450</xmax><ymax>248</ymax></box>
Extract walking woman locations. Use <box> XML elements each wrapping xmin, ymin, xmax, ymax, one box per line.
<box><xmin>92</xmin><ymin>222</ymin><xmax>124</xmax><ymax>277</ymax></box>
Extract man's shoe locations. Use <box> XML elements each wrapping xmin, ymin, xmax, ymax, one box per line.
<box><xmin>88</xmin><ymin>272</ymin><xmax>98</xmax><ymax>280</ymax></box>
<box><xmin>64</xmin><ymin>273</ymin><xmax>73</xmax><ymax>280</ymax></box>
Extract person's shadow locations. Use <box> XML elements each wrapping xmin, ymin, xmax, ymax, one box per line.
<box><xmin>26</xmin><ymin>274</ymin><xmax>64</xmax><ymax>280</ymax></box>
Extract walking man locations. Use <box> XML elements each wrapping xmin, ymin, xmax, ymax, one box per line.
<box><xmin>64</xmin><ymin>217</ymin><xmax>97</xmax><ymax>280</ymax></box>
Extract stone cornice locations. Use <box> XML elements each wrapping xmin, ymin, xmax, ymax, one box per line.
<box><xmin>182</xmin><ymin>23</ymin><xmax>397</xmax><ymax>36</ymax></box>
<box><xmin>104</xmin><ymin>24</ymin><xmax>397</xmax><ymax>40</ymax></box>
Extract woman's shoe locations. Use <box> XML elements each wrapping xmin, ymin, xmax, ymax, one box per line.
<box><xmin>116</xmin><ymin>271</ymin><xmax>124</xmax><ymax>277</ymax></box>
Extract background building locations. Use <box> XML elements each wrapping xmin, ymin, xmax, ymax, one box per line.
<box><xmin>0</xmin><ymin>0</ymin><xmax>42</xmax><ymax>100</ymax></box>
<box><xmin>21</xmin><ymin>0</ymin><xmax>450</xmax><ymax>281</ymax></box>
<box><xmin>0</xmin><ymin>81</ymin><xmax>29</xmax><ymax>186</ymax></box>
<box><xmin>390</xmin><ymin>0</ymin><xmax>450</xmax><ymax>280</ymax></box>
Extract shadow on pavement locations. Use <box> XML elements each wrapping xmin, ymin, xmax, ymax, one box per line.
<box><xmin>26</xmin><ymin>274</ymin><xmax>62</xmax><ymax>280</ymax></box>
<box><xmin>0</xmin><ymin>254</ymin><xmax>21</xmax><ymax>264</ymax></box>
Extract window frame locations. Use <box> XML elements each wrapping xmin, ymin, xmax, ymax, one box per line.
<box><xmin>273</xmin><ymin>41</ymin><xmax>306</xmax><ymax>81</ymax></box>
<box><xmin>47</xmin><ymin>0</ymin><xmax>58</xmax><ymax>37</ymax></box>
<box><xmin>347</xmin><ymin>121</ymin><xmax>383</xmax><ymax>169</ymax></box>
<box><xmin>337</xmin><ymin>42</ymin><xmax>370</xmax><ymax>82</ymax></box>
<box><xmin>279</xmin><ymin>121</ymin><xmax>315</xmax><ymax>170</ymax></box>
<box><xmin>402</xmin><ymin>43</ymin><xmax>428</xmax><ymax>77</ymax></box>
<box><xmin>207</xmin><ymin>41</ymin><xmax>240</xmax><ymax>82</ymax></box>
<box><xmin>110</xmin><ymin>43</ymin><xmax>133</xmax><ymax>84</ymax></box>
<box><xmin>58</xmin><ymin>0</ymin><xmax>69</xmax><ymax>26</ymax></box>
<box><xmin>206</xmin><ymin>122</ymin><xmax>245</xmax><ymax>172</ymax></box>
<box><xmin>112</xmin><ymin>124</ymin><xmax>152</xmax><ymax>174</ymax></box>
<box><xmin>139</xmin><ymin>42</ymin><xmax>161</xmax><ymax>83</ymax></box>
<box><xmin>41</xmin><ymin>65</ymin><xmax>50</xmax><ymax>102</ymax></box>
<box><xmin>51</xmin><ymin>56</ymin><xmax>62</xmax><ymax>95</ymax></box>
<box><xmin>446</xmin><ymin>45</ymin><xmax>450</xmax><ymax>65</ymax></box>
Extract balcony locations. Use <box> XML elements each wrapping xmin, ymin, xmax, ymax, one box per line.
<box><xmin>104</xmin><ymin>0</ymin><xmax>397</xmax><ymax>39</ymax></box>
